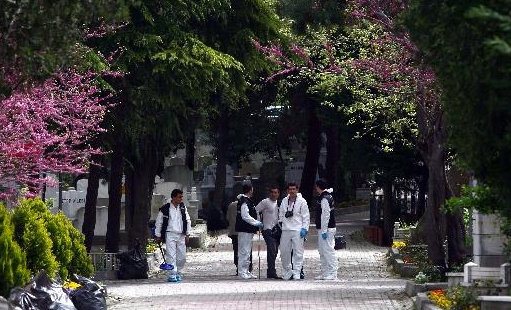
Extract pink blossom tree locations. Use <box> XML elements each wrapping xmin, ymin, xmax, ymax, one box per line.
<box><xmin>255</xmin><ymin>0</ymin><xmax>466</xmax><ymax>267</ymax></box>
<box><xmin>0</xmin><ymin>70</ymin><xmax>110</xmax><ymax>199</ymax></box>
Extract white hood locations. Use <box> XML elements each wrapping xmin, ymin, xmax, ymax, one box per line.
<box><xmin>237</xmin><ymin>194</ymin><xmax>248</xmax><ymax>199</ymax></box>
<box><xmin>326</xmin><ymin>188</ymin><xmax>333</xmax><ymax>193</ymax></box>
<box><xmin>286</xmin><ymin>193</ymin><xmax>303</xmax><ymax>198</ymax></box>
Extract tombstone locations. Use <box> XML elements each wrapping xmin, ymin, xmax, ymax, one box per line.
<box><xmin>187</xmin><ymin>187</ymin><xmax>200</xmax><ymax>226</ymax></box>
<box><xmin>76</xmin><ymin>178</ymin><xmax>111</xmax><ymax>206</ymax></box>
<box><xmin>239</xmin><ymin>161</ymin><xmax>259</xmax><ymax>178</ymax></box>
<box><xmin>43</xmin><ymin>173</ymin><xmax>59</xmax><ymax>201</ymax></box>
<box><xmin>200</xmin><ymin>164</ymin><xmax>234</xmax><ymax>208</ymax></box>
<box><xmin>154</xmin><ymin>181</ymin><xmax>182</xmax><ymax>201</ymax></box>
<box><xmin>150</xmin><ymin>194</ymin><xmax>166</xmax><ymax>221</ymax></box>
<box><xmin>255</xmin><ymin>161</ymin><xmax>285</xmax><ymax>201</ymax></box>
<box><xmin>284</xmin><ymin>161</ymin><xmax>319</xmax><ymax>185</ymax></box>
<box><xmin>285</xmin><ymin>161</ymin><xmax>304</xmax><ymax>184</ymax></box>
<box><xmin>472</xmin><ymin>209</ymin><xmax>508</xmax><ymax>267</ymax></box>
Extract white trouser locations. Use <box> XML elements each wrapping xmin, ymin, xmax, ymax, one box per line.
<box><xmin>318</xmin><ymin>228</ymin><xmax>338</xmax><ymax>277</ymax></box>
<box><xmin>280</xmin><ymin>230</ymin><xmax>304</xmax><ymax>279</ymax></box>
<box><xmin>237</xmin><ymin>232</ymin><xmax>254</xmax><ymax>276</ymax></box>
<box><xmin>165</xmin><ymin>231</ymin><xmax>186</xmax><ymax>276</ymax></box>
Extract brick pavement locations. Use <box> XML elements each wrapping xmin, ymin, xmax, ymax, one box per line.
<box><xmin>106</xmin><ymin>212</ymin><xmax>412</xmax><ymax>310</ymax></box>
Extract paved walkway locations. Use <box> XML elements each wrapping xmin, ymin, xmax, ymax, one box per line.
<box><xmin>106</xmin><ymin>212</ymin><xmax>412</xmax><ymax>310</ymax></box>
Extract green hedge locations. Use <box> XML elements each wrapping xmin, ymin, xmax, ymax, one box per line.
<box><xmin>1</xmin><ymin>198</ymin><xmax>94</xmax><ymax>297</ymax></box>
<box><xmin>0</xmin><ymin>204</ymin><xmax>30</xmax><ymax>298</ymax></box>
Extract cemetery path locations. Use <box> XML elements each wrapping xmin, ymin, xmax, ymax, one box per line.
<box><xmin>105</xmin><ymin>212</ymin><xmax>413</xmax><ymax>310</ymax></box>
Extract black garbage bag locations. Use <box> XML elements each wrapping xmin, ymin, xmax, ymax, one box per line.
<box><xmin>334</xmin><ymin>235</ymin><xmax>347</xmax><ymax>250</ymax></box>
<box><xmin>8</xmin><ymin>270</ymin><xmax>76</xmax><ymax>310</ymax></box>
<box><xmin>0</xmin><ymin>296</ymin><xmax>9</xmax><ymax>310</ymax></box>
<box><xmin>68</xmin><ymin>275</ymin><xmax>106</xmax><ymax>310</ymax></box>
<box><xmin>117</xmin><ymin>242</ymin><xmax>148</xmax><ymax>280</ymax></box>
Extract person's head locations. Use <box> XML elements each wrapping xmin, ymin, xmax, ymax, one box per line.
<box><xmin>171</xmin><ymin>189</ymin><xmax>184</xmax><ymax>205</ymax></box>
<box><xmin>269</xmin><ymin>185</ymin><xmax>280</xmax><ymax>201</ymax></box>
<box><xmin>315</xmin><ymin>179</ymin><xmax>328</xmax><ymax>194</ymax></box>
<box><xmin>242</xmin><ymin>181</ymin><xmax>253</xmax><ymax>197</ymax></box>
<box><xmin>287</xmin><ymin>182</ymin><xmax>298</xmax><ymax>198</ymax></box>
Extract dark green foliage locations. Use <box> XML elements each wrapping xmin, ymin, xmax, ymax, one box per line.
<box><xmin>406</xmin><ymin>0</ymin><xmax>511</xmax><ymax>247</ymax></box>
<box><xmin>0</xmin><ymin>0</ymin><xmax>131</xmax><ymax>89</ymax></box>
<box><xmin>277</xmin><ymin>0</ymin><xmax>347</xmax><ymax>33</ymax></box>
<box><xmin>0</xmin><ymin>204</ymin><xmax>30</xmax><ymax>298</ymax></box>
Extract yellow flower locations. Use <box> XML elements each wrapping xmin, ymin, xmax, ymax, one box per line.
<box><xmin>63</xmin><ymin>280</ymin><xmax>82</xmax><ymax>290</ymax></box>
<box><xmin>392</xmin><ymin>241</ymin><xmax>406</xmax><ymax>249</ymax></box>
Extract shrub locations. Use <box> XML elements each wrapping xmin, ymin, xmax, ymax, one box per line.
<box><xmin>0</xmin><ymin>204</ymin><xmax>30</xmax><ymax>297</ymax></box>
<box><xmin>16</xmin><ymin>199</ymin><xmax>93</xmax><ymax>279</ymax></box>
<box><xmin>11</xmin><ymin>202</ymin><xmax>59</xmax><ymax>278</ymax></box>
<box><xmin>66</xmin><ymin>219</ymin><xmax>93</xmax><ymax>277</ymax></box>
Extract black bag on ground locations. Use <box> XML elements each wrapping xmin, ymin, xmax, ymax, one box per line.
<box><xmin>0</xmin><ymin>297</ymin><xmax>8</xmax><ymax>310</ymax></box>
<box><xmin>8</xmin><ymin>270</ymin><xmax>76</xmax><ymax>310</ymax></box>
<box><xmin>68</xmin><ymin>274</ymin><xmax>107</xmax><ymax>310</ymax></box>
<box><xmin>269</xmin><ymin>223</ymin><xmax>282</xmax><ymax>241</ymax></box>
<box><xmin>334</xmin><ymin>235</ymin><xmax>347</xmax><ymax>250</ymax></box>
<box><xmin>117</xmin><ymin>242</ymin><xmax>149</xmax><ymax>280</ymax></box>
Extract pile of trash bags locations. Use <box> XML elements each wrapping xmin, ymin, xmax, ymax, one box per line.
<box><xmin>117</xmin><ymin>242</ymin><xmax>148</xmax><ymax>280</ymax></box>
<box><xmin>5</xmin><ymin>270</ymin><xmax>106</xmax><ymax>310</ymax></box>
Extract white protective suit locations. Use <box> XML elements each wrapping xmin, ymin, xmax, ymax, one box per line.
<box><xmin>317</xmin><ymin>188</ymin><xmax>338</xmax><ymax>280</ymax></box>
<box><xmin>278</xmin><ymin>193</ymin><xmax>310</xmax><ymax>280</ymax></box>
<box><xmin>155</xmin><ymin>200</ymin><xmax>192</xmax><ymax>278</ymax></box>
<box><xmin>237</xmin><ymin>194</ymin><xmax>261</xmax><ymax>279</ymax></box>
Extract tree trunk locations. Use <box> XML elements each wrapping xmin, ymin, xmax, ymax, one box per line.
<box><xmin>211</xmin><ymin>107</ymin><xmax>229</xmax><ymax>230</ymax></box>
<box><xmin>382</xmin><ymin>179</ymin><xmax>395</xmax><ymax>245</ymax></box>
<box><xmin>325</xmin><ymin>126</ymin><xmax>341</xmax><ymax>200</ymax></box>
<box><xmin>186</xmin><ymin>128</ymin><xmax>195</xmax><ymax>171</ymax></box>
<box><xmin>446</xmin><ymin>211</ymin><xmax>466</xmax><ymax>268</ymax></box>
<box><xmin>105</xmin><ymin>142</ymin><xmax>124</xmax><ymax>253</ymax></box>
<box><xmin>300</xmin><ymin>102</ymin><xmax>322</xmax><ymax>203</ymax></box>
<box><xmin>417</xmin><ymin>171</ymin><xmax>428</xmax><ymax>219</ymax></box>
<box><xmin>83</xmin><ymin>155</ymin><xmax>102</xmax><ymax>252</ymax></box>
<box><xmin>126</xmin><ymin>144</ymin><xmax>158</xmax><ymax>250</ymax></box>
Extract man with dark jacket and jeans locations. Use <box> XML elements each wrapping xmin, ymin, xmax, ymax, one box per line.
<box><xmin>235</xmin><ymin>182</ymin><xmax>264</xmax><ymax>279</ymax></box>
<box><xmin>255</xmin><ymin>186</ymin><xmax>281</xmax><ymax>279</ymax></box>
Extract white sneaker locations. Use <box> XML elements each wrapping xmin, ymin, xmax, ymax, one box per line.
<box><xmin>239</xmin><ymin>273</ymin><xmax>252</xmax><ymax>280</ymax></box>
<box><xmin>248</xmin><ymin>273</ymin><xmax>258</xmax><ymax>279</ymax></box>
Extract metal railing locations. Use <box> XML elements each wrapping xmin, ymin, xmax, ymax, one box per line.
<box><xmin>88</xmin><ymin>252</ymin><xmax>119</xmax><ymax>271</ymax></box>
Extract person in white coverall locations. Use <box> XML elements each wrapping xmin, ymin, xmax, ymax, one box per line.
<box><xmin>279</xmin><ymin>182</ymin><xmax>310</xmax><ymax>280</ymax></box>
<box><xmin>235</xmin><ymin>182</ymin><xmax>264</xmax><ymax>279</ymax></box>
<box><xmin>315</xmin><ymin>179</ymin><xmax>338</xmax><ymax>280</ymax></box>
<box><xmin>155</xmin><ymin>189</ymin><xmax>192</xmax><ymax>282</ymax></box>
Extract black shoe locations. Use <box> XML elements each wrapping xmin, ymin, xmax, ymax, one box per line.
<box><xmin>267</xmin><ymin>274</ymin><xmax>282</xmax><ymax>280</ymax></box>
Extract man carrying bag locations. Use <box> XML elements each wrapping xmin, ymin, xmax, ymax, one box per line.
<box><xmin>255</xmin><ymin>185</ymin><xmax>282</xmax><ymax>279</ymax></box>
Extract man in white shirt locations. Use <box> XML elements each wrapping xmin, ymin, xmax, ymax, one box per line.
<box><xmin>155</xmin><ymin>189</ymin><xmax>192</xmax><ymax>282</ymax></box>
<box><xmin>235</xmin><ymin>182</ymin><xmax>264</xmax><ymax>279</ymax></box>
<box><xmin>279</xmin><ymin>182</ymin><xmax>310</xmax><ymax>280</ymax></box>
<box><xmin>255</xmin><ymin>186</ymin><xmax>281</xmax><ymax>279</ymax></box>
<box><xmin>315</xmin><ymin>179</ymin><xmax>338</xmax><ymax>280</ymax></box>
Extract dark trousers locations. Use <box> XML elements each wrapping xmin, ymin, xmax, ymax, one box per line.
<box><xmin>229</xmin><ymin>235</ymin><xmax>252</xmax><ymax>273</ymax></box>
<box><xmin>262</xmin><ymin>229</ymin><xmax>279</xmax><ymax>277</ymax></box>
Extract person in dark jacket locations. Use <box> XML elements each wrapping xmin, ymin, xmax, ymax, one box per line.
<box><xmin>315</xmin><ymin>179</ymin><xmax>338</xmax><ymax>280</ymax></box>
<box><xmin>235</xmin><ymin>182</ymin><xmax>264</xmax><ymax>279</ymax></box>
<box><xmin>155</xmin><ymin>189</ymin><xmax>192</xmax><ymax>282</ymax></box>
